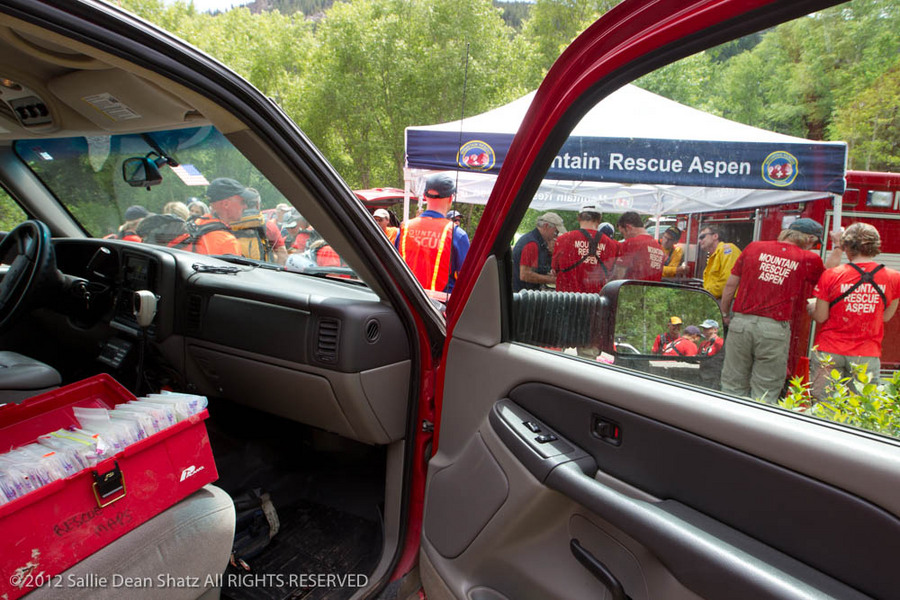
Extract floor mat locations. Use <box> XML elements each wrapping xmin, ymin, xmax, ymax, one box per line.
<box><xmin>222</xmin><ymin>498</ymin><xmax>383</xmax><ymax>600</ymax></box>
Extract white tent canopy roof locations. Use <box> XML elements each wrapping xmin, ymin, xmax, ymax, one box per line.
<box><xmin>404</xmin><ymin>85</ymin><xmax>846</xmax><ymax>215</ymax></box>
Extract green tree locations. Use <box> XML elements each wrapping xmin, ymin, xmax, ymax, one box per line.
<box><xmin>831</xmin><ymin>60</ymin><xmax>900</xmax><ymax>170</ymax></box>
<box><xmin>708</xmin><ymin>1</ymin><xmax>900</xmax><ymax>139</ymax></box>
<box><xmin>0</xmin><ymin>189</ymin><xmax>27</xmax><ymax>231</ymax></box>
<box><xmin>117</xmin><ymin>1</ymin><xmax>314</xmax><ymax>112</ymax></box>
<box><xmin>496</xmin><ymin>1</ymin><xmax>532</xmax><ymax>30</ymax></box>
<box><xmin>301</xmin><ymin>0</ymin><xmax>528</xmax><ymax>188</ymax></box>
<box><xmin>636</xmin><ymin>53</ymin><xmax>718</xmax><ymax>113</ymax></box>
<box><xmin>519</xmin><ymin>0</ymin><xmax>619</xmax><ymax>86</ymax></box>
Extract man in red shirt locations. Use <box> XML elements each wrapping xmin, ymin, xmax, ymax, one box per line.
<box><xmin>698</xmin><ymin>319</ymin><xmax>725</xmax><ymax>390</ymax></box>
<box><xmin>811</xmin><ymin>223</ymin><xmax>900</xmax><ymax>398</ymax></box>
<box><xmin>613</xmin><ymin>211</ymin><xmax>664</xmax><ymax>281</ymax></box>
<box><xmin>698</xmin><ymin>319</ymin><xmax>724</xmax><ymax>356</ymax></box>
<box><xmin>662</xmin><ymin>326</ymin><xmax>702</xmax><ymax>356</ymax></box>
<box><xmin>511</xmin><ymin>212</ymin><xmax>565</xmax><ymax>292</ymax></box>
<box><xmin>719</xmin><ymin>218</ymin><xmax>839</xmax><ymax>403</ymax></box>
<box><xmin>651</xmin><ymin>316</ymin><xmax>682</xmax><ymax>354</ymax></box>
<box><xmin>552</xmin><ymin>204</ymin><xmax>618</xmax><ymax>293</ymax></box>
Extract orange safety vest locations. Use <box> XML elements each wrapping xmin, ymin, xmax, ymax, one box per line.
<box><xmin>385</xmin><ymin>226</ymin><xmax>399</xmax><ymax>245</ymax></box>
<box><xmin>399</xmin><ymin>216</ymin><xmax>455</xmax><ymax>292</ymax></box>
<box><xmin>168</xmin><ymin>215</ymin><xmax>241</xmax><ymax>256</ymax></box>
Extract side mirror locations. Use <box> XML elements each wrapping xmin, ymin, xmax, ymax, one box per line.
<box><xmin>605</xmin><ymin>281</ymin><xmax>721</xmax><ymax>355</ymax></box>
<box><xmin>603</xmin><ymin>280</ymin><xmax>724</xmax><ymax>388</ymax></box>
<box><xmin>122</xmin><ymin>156</ymin><xmax>162</xmax><ymax>189</ymax></box>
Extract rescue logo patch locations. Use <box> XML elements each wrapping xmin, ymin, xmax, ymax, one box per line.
<box><xmin>762</xmin><ymin>151</ymin><xmax>799</xmax><ymax>187</ymax></box>
<box><xmin>457</xmin><ymin>140</ymin><xmax>496</xmax><ymax>171</ymax></box>
<box><xmin>612</xmin><ymin>190</ymin><xmax>633</xmax><ymax>210</ymax></box>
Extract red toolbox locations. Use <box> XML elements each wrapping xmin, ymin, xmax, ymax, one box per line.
<box><xmin>0</xmin><ymin>374</ymin><xmax>217</xmax><ymax>599</ymax></box>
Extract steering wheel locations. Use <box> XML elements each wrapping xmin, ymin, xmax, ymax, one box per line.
<box><xmin>0</xmin><ymin>220</ymin><xmax>56</xmax><ymax>331</ymax></box>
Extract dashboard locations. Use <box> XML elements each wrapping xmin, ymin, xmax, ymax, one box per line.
<box><xmin>31</xmin><ymin>239</ymin><xmax>412</xmax><ymax>445</ymax></box>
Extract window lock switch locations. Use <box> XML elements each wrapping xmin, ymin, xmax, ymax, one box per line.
<box><xmin>523</xmin><ymin>420</ymin><xmax>542</xmax><ymax>433</ymax></box>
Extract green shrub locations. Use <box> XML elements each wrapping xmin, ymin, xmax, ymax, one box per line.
<box><xmin>779</xmin><ymin>362</ymin><xmax>900</xmax><ymax>439</ymax></box>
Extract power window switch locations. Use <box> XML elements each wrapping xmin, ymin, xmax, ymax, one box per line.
<box><xmin>523</xmin><ymin>421</ymin><xmax>541</xmax><ymax>433</ymax></box>
<box><xmin>535</xmin><ymin>433</ymin><xmax>558</xmax><ymax>444</ymax></box>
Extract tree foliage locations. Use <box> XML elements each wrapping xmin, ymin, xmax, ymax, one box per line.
<box><xmin>114</xmin><ymin>0</ymin><xmax>900</xmax><ymax>207</ymax></box>
<box><xmin>0</xmin><ymin>189</ymin><xmax>27</xmax><ymax>232</ymax></box>
<box><xmin>300</xmin><ymin>0</ymin><xmax>528</xmax><ymax>188</ymax></box>
<box><xmin>519</xmin><ymin>0</ymin><xmax>619</xmax><ymax>87</ymax></box>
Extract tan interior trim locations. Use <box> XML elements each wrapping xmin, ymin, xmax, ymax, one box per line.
<box><xmin>0</xmin><ymin>25</ymin><xmax>108</xmax><ymax>70</ymax></box>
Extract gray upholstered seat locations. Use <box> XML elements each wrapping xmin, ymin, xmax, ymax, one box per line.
<box><xmin>0</xmin><ymin>351</ymin><xmax>61</xmax><ymax>404</ymax></box>
<box><xmin>28</xmin><ymin>485</ymin><xmax>236</xmax><ymax>600</ymax></box>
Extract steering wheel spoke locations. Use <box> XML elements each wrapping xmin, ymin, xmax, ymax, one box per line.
<box><xmin>0</xmin><ymin>221</ymin><xmax>55</xmax><ymax>330</ymax></box>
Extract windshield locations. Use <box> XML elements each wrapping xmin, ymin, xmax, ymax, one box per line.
<box><xmin>14</xmin><ymin>126</ymin><xmax>361</xmax><ymax>281</ymax></box>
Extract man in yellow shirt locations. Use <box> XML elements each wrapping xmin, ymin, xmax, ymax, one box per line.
<box><xmin>698</xmin><ymin>225</ymin><xmax>740</xmax><ymax>299</ymax></box>
<box><xmin>660</xmin><ymin>226</ymin><xmax>683</xmax><ymax>278</ymax></box>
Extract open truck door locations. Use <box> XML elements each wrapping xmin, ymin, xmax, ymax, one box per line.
<box><xmin>422</xmin><ymin>1</ymin><xmax>900</xmax><ymax>599</ymax></box>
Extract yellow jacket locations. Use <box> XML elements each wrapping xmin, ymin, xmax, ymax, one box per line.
<box><xmin>703</xmin><ymin>242</ymin><xmax>740</xmax><ymax>298</ymax></box>
<box><xmin>662</xmin><ymin>244</ymin><xmax>683</xmax><ymax>277</ymax></box>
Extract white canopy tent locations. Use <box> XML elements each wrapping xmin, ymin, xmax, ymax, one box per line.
<box><xmin>403</xmin><ymin>86</ymin><xmax>846</xmax><ymax>221</ymax></box>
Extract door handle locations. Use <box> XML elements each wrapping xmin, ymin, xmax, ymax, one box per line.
<box><xmin>570</xmin><ymin>538</ymin><xmax>631</xmax><ymax>600</ymax></box>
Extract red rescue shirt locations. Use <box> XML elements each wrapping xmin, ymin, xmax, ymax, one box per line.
<box><xmin>731</xmin><ymin>240</ymin><xmax>824</xmax><ymax>321</ymax></box>
<box><xmin>814</xmin><ymin>262</ymin><xmax>900</xmax><ymax>357</ymax></box>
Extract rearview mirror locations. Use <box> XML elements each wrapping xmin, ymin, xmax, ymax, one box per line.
<box><xmin>122</xmin><ymin>156</ymin><xmax>162</xmax><ymax>189</ymax></box>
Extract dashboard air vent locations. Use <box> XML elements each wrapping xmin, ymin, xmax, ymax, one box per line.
<box><xmin>186</xmin><ymin>294</ymin><xmax>203</xmax><ymax>334</ymax></box>
<box><xmin>316</xmin><ymin>318</ymin><xmax>341</xmax><ymax>363</ymax></box>
<box><xmin>364</xmin><ymin>318</ymin><xmax>380</xmax><ymax>343</ymax></box>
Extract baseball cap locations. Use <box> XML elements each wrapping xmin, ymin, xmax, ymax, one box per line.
<box><xmin>206</xmin><ymin>177</ymin><xmax>248</xmax><ymax>203</ymax></box>
<box><xmin>580</xmin><ymin>203</ymin><xmax>601</xmax><ymax>214</ymax></box>
<box><xmin>700</xmin><ymin>319</ymin><xmax>719</xmax><ymax>329</ymax></box>
<box><xmin>447</xmin><ymin>210</ymin><xmax>462</xmax><ymax>220</ymax></box>
<box><xmin>423</xmin><ymin>173</ymin><xmax>456</xmax><ymax>199</ymax></box>
<box><xmin>538</xmin><ymin>212</ymin><xmax>566</xmax><ymax>234</ymax></box>
<box><xmin>788</xmin><ymin>218</ymin><xmax>823</xmax><ymax>242</ymax></box>
<box><xmin>373</xmin><ymin>208</ymin><xmax>391</xmax><ymax>219</ymax></box>
<box><xmin>684</xmin><ymin>325</ymin><xmax>702</xmax><ymax>335</ymax></box>
<box><xmin>664</xmin><ymin>226</ymin><xmax>682</xmax><ymax>239</ymax></box>
<box><xmin>124</xmin><ymin>205</ymin><xmax>149</xmax><ymax>220</ymax></box>
<box><xmin>598</xmin><ymin>222</ymin><xmax>615</xmax><ymax>237</ymax></box>
<box><xmin>669</xmin><ymin>316</ymin><xmax>683</xmax><ymax>325</ymax></box>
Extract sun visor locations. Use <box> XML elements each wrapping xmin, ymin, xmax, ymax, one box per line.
<box><xmin>48</xmin><ymin>69</ymin><xmax>196</xmax><ymax>132</ymax></box>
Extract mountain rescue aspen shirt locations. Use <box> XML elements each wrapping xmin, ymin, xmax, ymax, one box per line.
<box><xmin>396</xmin><ymin>210</ymin><xmax>470</xmax><ymax>293</ymax></box>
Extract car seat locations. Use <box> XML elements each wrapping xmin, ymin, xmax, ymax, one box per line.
<box><xmin>28</xmin><ymin>485</ymin><xmax>236</xmax><ymax>600</ymax></box>
<box><xmin>0</xmin><ymin>351</ymin><xmax>61</xmax><ymax>405</ymax></box>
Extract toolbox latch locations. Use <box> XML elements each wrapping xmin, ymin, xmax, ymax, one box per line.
<box><xmin>92</xmin><ymin>460</ymin><xmax>126</xmax><ymax>508</ymax></box>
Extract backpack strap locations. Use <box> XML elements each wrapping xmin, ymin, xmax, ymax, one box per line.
<box><xmin>663</xmin><ymin>339</ymin><xmax>685</xmax><ymax>356</ymax></box>
<box><xmin>168</xmin><ymin>219</ymin><xmax>230</xmax><ymax>250</ymax></box>
<box><xmin>829</xmin><ymin>263</ymin><xmax>886</xmax><ymax>307</ymax></box>
<box><xmin>557</xmin><ymin>230</ymin><xmax>609</xmax><ymax>276</ymax></box>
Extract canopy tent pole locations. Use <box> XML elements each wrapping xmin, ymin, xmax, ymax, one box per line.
<box><xmin>832</xmin><ymin>193</ymin><xmax>842</xmax><ymax>234</ymax></box>
<box><xmin>403</xmin><ymin>168</ymin><xmax>412</xmax><ymax>223</ymax></box>
<box><xmin>653</xmin><ymin>187</ymin><xmax>663</xmax><ymax>238</ymax></box>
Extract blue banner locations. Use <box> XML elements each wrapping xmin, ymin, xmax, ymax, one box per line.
<box><xmin>406</xmin><ymin>131</ymin><xmax>847</xmax><ymax>194</ymax></box>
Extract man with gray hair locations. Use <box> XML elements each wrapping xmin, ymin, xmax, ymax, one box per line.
<box><xmin>511</xmin><ymin>212</ymin><xmax>566</xmax><ymax>292</ymax></box>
